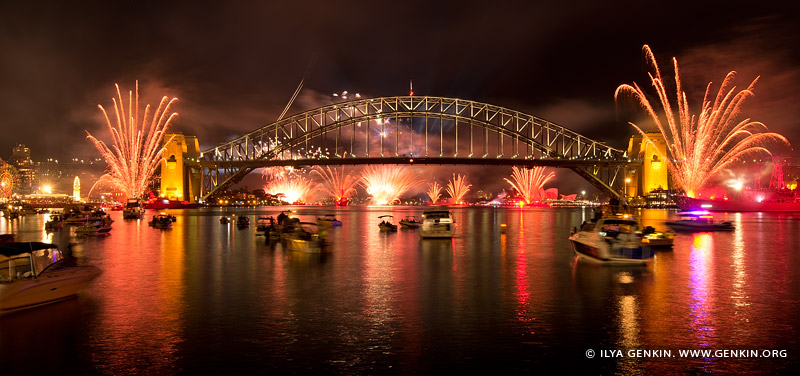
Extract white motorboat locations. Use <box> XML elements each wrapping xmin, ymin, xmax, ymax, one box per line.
<box><xmin>419</xmin><ymin>209</ymin><xmax>455</xmax><ymax>238</ymax></box>
<box><xmin>1</xmin><ymin>242</ymin><xmax>101</xmax><ymax>314</ymax></box>
<box><xmin>568</xmin><ymin>217</ymin><xmax>655</xmax><ymax>265</ymax></box>
<box><xmin>122</xmin><ymin>198</ymin><xmax>145</xmax><ymax>219</ymax></box>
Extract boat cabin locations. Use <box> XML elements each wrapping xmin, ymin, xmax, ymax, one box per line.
<box><xmin>0</xmin><ymin>243</ymin><xmax>64</xmax><ymax>282</ymax></box>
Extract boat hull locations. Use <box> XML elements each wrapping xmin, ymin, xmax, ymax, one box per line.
<box><xmin>675</xmin><ymin>196</ymin><xmax>800</xmax><ymax>212</ymax></box>
<box><xmin>569</xmin><ymin>236</ymin><xmax>653</xmax><ymax>265</ymax></box>
<box><xmin>0</xmin><ymin>265</ymin><xmax>102</xmax><ymax>314</ymax></box>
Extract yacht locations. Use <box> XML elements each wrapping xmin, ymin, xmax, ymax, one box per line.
<box><xmin>122</xmin><ymin>198</ymin><xmax>146</xmax><ymax>219</ymax></box>
<box><xmin>1</xmin><ymin>242</ymin><xmax>102</xmax><ymax>314</ymax></box>
<box><xmin>665</xmin><ymin>211</ymin><xmax>735</xmax><ymax>232</ymax></box>
<box><xmin>568</xmin><ymin>217</ymin><xmax>655</xmax><ymax>265</ymax></box>
<box><xmin>419</xmin><ymin>209</ymin><xmax>455</xmax><ymax>238</ymax></box>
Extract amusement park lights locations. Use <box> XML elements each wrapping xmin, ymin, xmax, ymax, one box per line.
<box><xmin>615</xmin><ymin>45</ymin><xmax>790</xmax><ymax>197</ymax></box>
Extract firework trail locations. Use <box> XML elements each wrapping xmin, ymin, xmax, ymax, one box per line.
<box><xmin>615</xmin><ymin>45</ymin><xmax>790</xmax><ymax>197</ymax></box>
<box><xmin>264</xmin><ymin>175</ymin><xmax>315</xmax><ymax>204</ymax></box>
<box><xmin>446</xmin><ymin>173</ymin><xmax>472</xmax><ymax>204</ymax></box>
<box><xmin>312</xmin><ymin>165</ymin><xmax>358</xmax><ymax>202</ymax></box>
<box><xmin>504</xmin><ymin>166</ymin><xmax>554</xmax><ymax>204</ymax></box>
<box><xmin>86</xmin><ymin>81</ymin><xmax>178</xmax><ymax>199</ymax></box>
<box><xmin>427</xmin><ymin>181</ymin><xmax>443</xmax><ymax>204</ymax></box>
<box><xmin>360</xmin><ymin>165</ymin><xmax>420</xmax><ymax>205</ymax></box>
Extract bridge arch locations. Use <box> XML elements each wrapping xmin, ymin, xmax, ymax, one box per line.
<box><xmin>197</xmin><ymin>96</ymin><xmax>635</xmax><ymax>200</ymax></box>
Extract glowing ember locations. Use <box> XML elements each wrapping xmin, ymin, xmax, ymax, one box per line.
<box><xmin>616</xmin><ymin>45</ymin><xmax>790</xmax><ymax>197</ymax></box>
<box><xmin>86</xmin><ymin>82</ymin><xmax>178</xmax><ymax>199</ymax></box>
<box><xmin>427</xmin><ymin>181</ymin><xmax>443</xmax><ymax>204</ymax></box>
<box><xmin>311</xmin><ymin>165</ymin><xmax>358</xmax><ymax>203</ymax></box>
<box><xmin>360</xmin><ymin>165</ymin><xmax>420</xmax><ymax>205</ymax></box>
<box><xmin>446</xmin><ymin>173</ymin><xmax>472</xmax><ymax>204</ymax></box>
<box><xmin>504</xmin><ymin>166</ymin><xmax>554</xmax><ymax>204</ymax></box>
<box><xmin>264</xmin><ymin>175</ymin><xmax>315</xmax><ymax>204</ymax></box>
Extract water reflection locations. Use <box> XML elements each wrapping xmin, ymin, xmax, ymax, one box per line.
<box><xmin>689</xmin><ymin>233</ymin><xmax>716</xmax><ymax>372</ymax></box>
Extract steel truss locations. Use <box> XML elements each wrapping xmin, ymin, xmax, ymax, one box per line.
<box><xmin>198</xmin><ymin>96</ymin><xmax>635</xmax><ymax>200</ymax></box>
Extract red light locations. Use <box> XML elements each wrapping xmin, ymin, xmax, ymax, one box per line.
<box><xmin>409</xmin><ymin>158</ymin><xmax>414</xmax><ymax>163</ymax></box>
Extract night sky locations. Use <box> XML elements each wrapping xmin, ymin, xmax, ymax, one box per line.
<box><xmin>2</xmin><ymin>1</ymin><xmax>799</xmax><ymax>192</ymax></box>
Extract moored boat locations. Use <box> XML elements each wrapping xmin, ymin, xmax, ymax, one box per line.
<box><xmin>122</xmin><ymin>198</ymin><xmax>146</xmax><ymax>219</ymax></box>
<box><xmin>568</xmin><ymin>217</ymin><xmax>655</xmax><ymax>265</ymax></box>
<box><xmin>399</xmin><ymin>216</ymin><xmax>421</xmax><ymax>229</ymax></box>
<box><xmin>317</xmin><ymin>214</ymin><xmax>343</xmax><ymax>227</ymax></box>
<box><xmin>236</xmin><ymin>215</ymin><xmax>250</xmax><ymax>229</ymax></box>
<box><xmin>378</xmin><ymin>215</ymin><xmax>397</xmax><ymax>232</ymax></box>
<box><xmin>284</xmin><ymin>222</ymin><xmax>329</xmax><ymax>253</ymax></box>
<box><xmin>1</xmin><ymin>242</ymin><xmax>102</xmax><ymax>314</ymax></box>
<box><xmin>419</xmin><ymin>209</ymin><xmax>455</xmax><ymax>238</ymax></box>
<box><xmin>149</xmin><ymin>214</ymin><xmax>173</xmax><ymax>229</ymax></box>
<box><xmin>665</xmin><ymin>211</ymin><xmax>734</xmax><ymax>232</ymax></box>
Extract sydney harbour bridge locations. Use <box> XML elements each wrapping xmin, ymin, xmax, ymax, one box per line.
<box><xmin>190</xmin><ymin>96</ymin><xmax>639</xmax><ymax>201</ymax></box>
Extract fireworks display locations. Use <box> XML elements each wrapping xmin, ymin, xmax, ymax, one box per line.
<box><xmin>86</xmin><ymin>82</ymin><xmax>178</xmax><ymax>199</ymax></box>
<box><xmin>504</xmin><ymin>166</ymin><xmax>555</xmax><ymax>204</ymax></box>
<box><xmin>615</xmin><ymin>45</ymin><xmax>791</xmax><ymax>197</ymax></box>
<box><xmin>264</xmin><ymin>175</ymin><xmax>315</xmax><ymax>204</ymax></box>
<box><xmin>446</xmin><ymin>173</ymin><xmax>472</xmax><ymax>204</ymax></box>
<box><xmin>427</xmin><ymin>181</ymin><xmax>443</xmax><ymax>204</ymax></box>
<box><xmin>360</xmin><ymin>165</ymin><xmax>420</xmax><ymax>205</ymax></box>
<box><xmin>311</xmin><ymin>165</ymin><xmax>359</xmax><ymax>203</ymax></box>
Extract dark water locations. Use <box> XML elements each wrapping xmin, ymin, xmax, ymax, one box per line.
<box><xmin>1</xmin><ymin>207</ymin><xmax>799</xmax><ymax>375</ymax></box>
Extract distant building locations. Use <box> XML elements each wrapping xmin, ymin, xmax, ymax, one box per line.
<box><xmin>7</xmin><ymin>144</ymin><xmax>34</xmax><ymax>194</ymax></box>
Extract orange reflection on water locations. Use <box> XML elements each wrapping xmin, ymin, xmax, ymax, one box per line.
<box><xmin>514</xmin><ymin>212</ymin><xmax>534</xmax><ymax>329</ymax></box>
<box><xmin>89</xmin><ymin>214</ymin><xmax>185</xmax><ymax>374</ymax></box>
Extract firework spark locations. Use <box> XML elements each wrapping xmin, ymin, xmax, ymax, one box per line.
<box><xmin>264</xmin><ymin>175</ymin><xmax>315</xmax><ymax>204</ymax></box>
<box><xmin>427</xmin><ymin>181</ymin><xmax>443</xmax><ymax>204</ymax></box>
<box><xmin>615</xmin><ymin>45</ymin><xmax>791</xmax><ymax>197</ymax></box>
<box><xmin>446</xmin><ymin>173</ymin><xmax>472</xmax><ymax>204</ymax></box>
<box><xmin>504</xmin><ymin>166</ymin><xmax>554</xmax><ymax>204</ymax></box>
<box><xmin>360</xmin><ymin>165</ymin><xmax>420</xmax><ymax>205</ymax></box>
<box><xmin>311</xmin><ymin>165</ymin><xmax>359</xmax><ymax>202</ymax></box>
<box><xmin>86</xmin><ymin>82</ymin><xmax>178</xmax><ymax>199</ymax></box>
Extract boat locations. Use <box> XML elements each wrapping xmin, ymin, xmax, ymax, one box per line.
<box><xmin>220</xmin><ymin>216</ymin><xmax>232</xmax><ymax>224</ymax></box>
<box><xmin>399</xmin><ymin>216</ymin><xmax>421</xmax><ymax>229</ymax></box>
<box><xmin>419</xmin><ymin>209</ymin><xmax>455</xmax><ymax>238</ymax></box>
<box><xmin>378</xmin><ymin>215</ymin><xmax>397</xmax><ymax>232</ymax></box>
<box><xmin>149</xmin><ymin>214</ymin><xmax>173</xmax><ymax>229</ymax></box>
<box><xmin>317</xmin><ymin>214</ymin><xmax>343</xmax><ymax>227</ymax></box>
<box><xmin>44</xmin><ymin>214</ymin><xmax>65</xmax><ymax>231</ymax></box>
<box><xmin>122</xmin><ymin>198</ymin><xmax>146</xmax><ymax>219</ymax></box>
<box><xmin>0</xmin><ymin>242</ymin><xmax>102</xmax><ymax>315</ymax></box>
<box><xmin>143</xmin><ymin>198</ymin><xmax>202</xmax><ymax>210</ymax></box>
<box><xmin>75</xmin><ymin>223</ymin><xmax>112</xmax><ymax>236</ymax></box>
<box><xmin>665</xmin><ymin>211</ymin><xmax>735</xmax><ymax>232</ymax></box>
<box><xmin>335</xmin><ymin>197</ymin><xmax>349</xmax><ymax>206</ymax></box>
<box><xmin>236</xmin><ymin>215</ymin><xmax>250</xmax><ymax>229</ymax></box>
<box><xmin>568</xmin><ymin>217</ymin><xmax>655</xmax><ymax>265</ymax></box>
<box><xmin>673</xmin><ymin>194</ymin><xmax>800</xmax><ymax>212</ymax></box>
<box><xmin>256</xmin><ymin>216</ymin><xmax>277</xmax><ymax>235</ymax></box>
<box><xmin>639</xmin><ymin>225</ymin><xmax>675</xmax><ymax>248</ymax></box>
<box><xmin>284</xmin><ymin>222</ymin><xmax>329</xmax><ymax>253</ymax></box>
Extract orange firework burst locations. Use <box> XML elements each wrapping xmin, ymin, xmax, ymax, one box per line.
<box><xmin>311</xmin><ymin>165</ymin><xmax>358</xmax><ymax>202</ymax></box>
<box><xmin>504</xmin><ymin>166</ymin><xmax>554</xmax><ymax>204</ymax></box>
<box><xmin>427</xmin><ymin>181</ymin><xmax>443</xmax><ymax>204</ymax></box>
<box><xmin>86</xmin><ymin>82</ymin><xmax>178</xmax><ymax>199</ymax></box>
<box><xmin>264</xmin><ymin>175</ymin><xmax>315</xmax><ymax>204</ymax></box>
<box><xmin>446</xmin><ymin>173</ymin><xmax>472</xmax><ymax>204</ymax></box>
<box><xmin>360</xmin><ymin>165</ymin><xmax>420</xmax><ymax>205</ymax></box>
<box><xmin>615</xmin><ymin>45</ymin><xmax>791</xmax><ymax>197</ymax></box>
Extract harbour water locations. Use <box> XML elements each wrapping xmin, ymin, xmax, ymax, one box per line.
<box><xmin>1</xmin><ymin>207</ymin><xmax>799</xmax><ymax>374</ymax></box>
